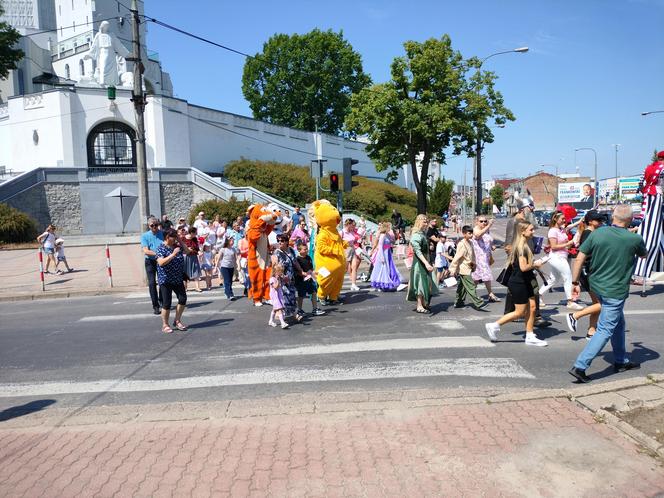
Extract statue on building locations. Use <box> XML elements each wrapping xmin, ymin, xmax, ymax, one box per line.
<box><xmin>84</xmin><ymin>21</ymin><xmax>130</xmax><ymax>87</ymax></box>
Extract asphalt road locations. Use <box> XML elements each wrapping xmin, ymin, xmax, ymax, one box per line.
<box><xmin>1</xmin><ymin>240</ymin><xmax>663</xmax><ymax>413</ymax></box>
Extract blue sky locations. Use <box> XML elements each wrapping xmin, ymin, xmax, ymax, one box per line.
<box><xmin>145</xmin><ymin>0</ymin><xmax>663</xmax><ymax>187</ymax></box>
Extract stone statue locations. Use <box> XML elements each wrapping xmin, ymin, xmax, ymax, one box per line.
<box><xmin>84</xmin><ymin>21</ymin><xmax>130</xmax><ymax>87</ymax></box>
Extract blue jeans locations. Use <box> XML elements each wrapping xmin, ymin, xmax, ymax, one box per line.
<box><xmin>574</xmin><ymin>295</ymin><xmax>628</xmax><ymax>370</ymax></box>
<box><xmin>220</xmin><ymin>266</ymin><xmax>234</xmax><ymax>298</ymax></box>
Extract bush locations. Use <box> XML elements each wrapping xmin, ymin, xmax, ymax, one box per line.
<box><xmin>188</xmin><ymin>197</ymin><xmax>251</xmax><ymax>225</ymax></box>
<box><xmin>223</xmin><ymin>159</ymin><xmax>418</xmax><ymax>224</ymax></box>
<box><xmin>0</xmin><ymin>203</ymin><xmax>39</xmax><ymax>244</ymax></box>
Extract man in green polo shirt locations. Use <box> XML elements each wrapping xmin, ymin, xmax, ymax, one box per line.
<box><xmin>568</xmin><ymin>204</ymin><xmax>647</xmax><ymax>383</ymax></box>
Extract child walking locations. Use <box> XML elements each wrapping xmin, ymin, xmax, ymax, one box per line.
<box><xmin>54</xmin><ymin>238</ymin><xmax>73</xmax><ymax>274</ymax></box>
<box><xmin>449</xmin><ymin>225</ymin><xmax>488</xmax><ymax>310</ymax></box>
<box><xmin>199</xmin><ymin>243</ymin><xmax>214</xmax><ymax>291</ymax></box>
<box><xmin>294</xmin><ymin>242</ymin><xmax>326</xmax><ymax>316</ymax></box>
<box><xmin>269</xmin><ymin>263</ymin><xmax>289</xmax><ymax>329</ymax></box>
<box><xmin>434</xmin><ymin>233</ymin><xmax>452</xmax><ymax>286</ymax></box>
<box><xmin>217</xmin><ymin>238</ymin><xmax>237</xmax><ymax>300</ymax></box>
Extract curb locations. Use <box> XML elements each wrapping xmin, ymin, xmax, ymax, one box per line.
<box><xmin>2</xmin><ymin>286</ymin><xmax>143</xmax><ymax>302</ymax></box>
<box><xmin>2</xmin><ymin>374</ymin><xmax>662</xmax><ymax>429</ymax></box>
<box><xmin>595</xmin><ymin>408</ymin><xmax>664</xmax><ymax>458</ymax></box>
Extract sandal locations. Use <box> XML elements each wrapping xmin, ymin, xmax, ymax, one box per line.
<box><xmin>162</xmin><ymin>324</ymin><xmax>173</xmax><ymax>334</ymax></box>
<box><xmin>489</xmin><ymin>295</ymin><xmax>501</xmax><ymax>303</ymax></box>
<box><xmin>173</xmin><ymin>320</ymin><xmax>188</xmax><ymax>331</ymax></box>
<box><xmin>415</xmin><ymin>308</ymin><xmax>429</xmax><ymax>314</ymax></box>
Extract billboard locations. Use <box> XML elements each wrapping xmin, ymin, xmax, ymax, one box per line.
<box><xmin>557</xmin><ymin>182</ymin><xmax>594</xmax><ymax>204</ymax></box>
<box><xmin>619</xmin><ymin>177</ymin><xmax>641</xmax><ymax>201</ymax></box>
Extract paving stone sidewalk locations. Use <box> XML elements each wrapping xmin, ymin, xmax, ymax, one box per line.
<box><xmin>1</xmin><ymin>388</ymin><xmax>663</xmax><ymax>497</ymax></box>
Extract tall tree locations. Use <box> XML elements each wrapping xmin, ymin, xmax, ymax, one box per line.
<box><xmin>428</xmin><ymin>178</ymin><xmax>455</xmax><ymax>216</ymax></box>
<box><xmin>346</xmin><ymin>36</ymin><xmax>468</xmax><ymax>213</ymax></box>
<box><xmin>0</xmin><ymin>5</ymin><xmax>24</xmax><ymax>80</ymax></box>
<box><xmin>489</xmin><ymin>184</ymin><xmax>505</xmax><ymax>210</ymax></box>
<box><xmin>242</xmin><ymin>29</ymin><xmax>371</xmax><ymax>135</ymax></box>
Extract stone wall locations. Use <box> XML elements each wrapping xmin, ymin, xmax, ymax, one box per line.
<box><xmin>160</xmin><ymin>183</ymin><xmax>194</xmax><ymax>222</ymax></box>
<box><xmin>5</xmin><ymin>183</ymin><xmax>82</xmax><ymax>234</ymax></box>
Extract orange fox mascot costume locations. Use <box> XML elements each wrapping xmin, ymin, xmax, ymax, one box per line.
<box><xmin>246</xmin><ymin>203</ymin><xmax>281</xmax><ymax>306</ymax></box>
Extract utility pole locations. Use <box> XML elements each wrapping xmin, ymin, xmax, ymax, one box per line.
<box><xmin>475</xmin><ymin>131</ymin><xmax>483</xmax><ymax>216</ymax></box>
<box><xmin>130</xmin><ymin>0</ymin><xmax>149</xmax><ymax>232</ymax></box>
<box><xmin>613</xmin><ymin>144</ymin><xmax>621</xmax><ymax>203</ymax></box>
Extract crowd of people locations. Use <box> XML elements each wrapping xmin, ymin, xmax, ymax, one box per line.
<box><xmin>136</xmin><ymin>194</ymin><xmax>650</xmax><ymax>383</ymax></box>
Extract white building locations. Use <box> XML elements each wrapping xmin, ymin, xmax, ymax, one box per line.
<box><xmin>0</xmin><ymin>0</ymin><xmax>408</xmax><ymax>190</ymax></box>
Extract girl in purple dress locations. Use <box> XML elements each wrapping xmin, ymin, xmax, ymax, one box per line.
<box><xmin>268</xmin><ymin>263</ymin><xmax>289</xmax><ymax>329</ymax></box>
<box><xmin>471</xmin><ymin>216</ymin><xmax>500</xmax><ymax>302</ymax></box>
<box><xmin>370</xmin><ymin>222</ymin><xmax>404</xmax><ymax>291</ymax></box>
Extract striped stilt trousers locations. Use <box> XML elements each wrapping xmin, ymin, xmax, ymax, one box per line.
<box><xmin>634</xmin><ymin>193</ymin><xmax>664</xmax><ymax>278</ymax></box>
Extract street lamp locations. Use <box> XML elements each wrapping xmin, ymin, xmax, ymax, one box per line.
<box><xmin>472</xmin><ymin>47</ymin><xmax>528</xmax><ymax>215</ymax></box>
<box><xmin>574</xmin><ymin>147</ymin><xmax>598</xmax><ymax>205</ymax></box>
<box><xmin>612</xmin><ymin>144</ymin><xmax>621</xmax><ymax>203</ymax></box>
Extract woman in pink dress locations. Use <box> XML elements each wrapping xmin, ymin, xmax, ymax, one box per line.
<box><xmin>472</xmin><ymin>216</ymin><xmax>500</xmax><ymax>302</ymax></box>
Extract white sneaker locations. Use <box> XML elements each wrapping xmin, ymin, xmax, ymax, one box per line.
<box><xmin>397</xmin><ymin>283</ymin><xmax>408</xmax><ymax>292</ymax></box>
<box><xmin>484</xmin><ymin>322</ymin><xmax>500</xmax><ymax>342</ymax></box>
<box><xmin>349</xmin><ymin>284</ymin><xmax>360</xmax><ymax>291</ymax></box>
<box><xmin>566</xmin><ymin>302</ymin><xmax>583</xmax><ymax>311</ymax></box>
<box><xmin>539</xmin><ymin>297</ymin><xmax>547</xmax><ymax>308</ymax></box>
<box><xmin>268</xmin><ymin>321</ymin><xmax>277</xmax><ymax>327</ymax></box>
<box><xmin>280</xmin><ymin>323</ymin><xmax>289</xmax><ymax>329</ymax></box>
<box><xmin>254</xmin><ymin>302</ymin><xmax>264</xmax><ymax>307</ymax></box>
<box><xmin>525</xmin><ymin>333</ymin><xmax>548</xmax><ymax>347</ymax></box>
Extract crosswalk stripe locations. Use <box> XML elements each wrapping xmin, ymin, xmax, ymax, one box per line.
<box><xmin>78</xmin><ymin>310</ymin><xmax>242</xmax><ymax>321</ymax></box>
<box><xmin>0</xmin><ymin>358</ymin><xmax>533</xmax><ymax>397</ymax></box>
<box><xmin>234</xmin><ymin>336</ymin><xmax>494</xmax><ymax>358</ymax></box>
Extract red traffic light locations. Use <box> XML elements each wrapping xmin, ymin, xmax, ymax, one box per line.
<box><xmin>330</xmin><ymin>173</ymin><xmax>339</xmax><ymax>192</ymax></box>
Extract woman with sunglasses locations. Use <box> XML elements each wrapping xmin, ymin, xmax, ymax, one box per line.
<box><xmin>155</xmin><ymin>229</ymin><xmax>188</xmax><ymax>333</ymax></box>
<box><xmin>539</xmin><ymin>211</ymin><xmax>582</xmax><ymax>310</ymax></box>
<box><xmin>472</xmin><ymin>216</ymin><xmax>500</xmax><ymax>302</ymax></box>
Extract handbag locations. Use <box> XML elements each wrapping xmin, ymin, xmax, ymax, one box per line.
<box><xmin>496</xmin><ymin>264</ymin><xmax>512</xmax><ymax>285</ymax></box>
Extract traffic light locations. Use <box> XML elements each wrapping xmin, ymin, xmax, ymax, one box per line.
<box><xmin>329</xmin><ymin>173</ymin><xmax>339</xmax><ymax>192</ymax></box>
<box><xmin>342</xmin><ymin>157</ymin><xmax>359</xmax><ymax>192</ymax></box>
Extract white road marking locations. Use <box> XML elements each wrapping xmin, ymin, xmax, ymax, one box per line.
<box><xmin>236</xmin><ymin>336</ymin><xmax>494</xmax><ymax>358</ymax></box>
<box><xmin>0</xmin><ymin>358</ymin><xmax>533</xmax><ymax>397</ymax></box>
<box><xmin>432</xmin><ymin>321</ymin><xmax>464</xmax><ymax>330</ymax></box>
<box><xmin>78</xmin><ymin>309</ymin><xmax>242</xmax><ymax>322</ymax></box>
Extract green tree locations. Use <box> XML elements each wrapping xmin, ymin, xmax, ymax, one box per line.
<box><xmin>242</xmin><ymin>29</ymin><xmax>371</xmax><ymax>135</ymax></box>
<box><xmin>428</xmin><ymin>178</ymin><xmax>455</xmax><ymax>216</ymax></box>
<box><xmin>489</xmin><ymin>184</ymin><xmax>505</xmax><ymax>210</ymax></box>
<box><xmin>0</xmin><ymin>5</ymin><xmax>24</xmax><ymax>80</ymax></box>
<box><xmin>346</xmin><ymin>36</ymin><xmax>513</xmax><ymax>214</ymax></box>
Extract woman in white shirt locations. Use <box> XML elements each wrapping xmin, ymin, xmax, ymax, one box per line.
<box><xmin>37</xmin><ymin>224</ymin><xmax>57</xmax><ymax>274</ymax></box>
<box><xmin>538</xmin><ymin>211</ymin><xmax>582</xmax><ymax>310</ymax></box>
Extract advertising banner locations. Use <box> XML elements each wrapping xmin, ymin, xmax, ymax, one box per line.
<box><xmin>557</xmin><ymin>182</ymin><xmax>595</xmax><ymax>204</ymax></box>
<box><xmin>619</xmin><ymin>177</ymin><xmax>641</xmax><ymax>201</ymax></box>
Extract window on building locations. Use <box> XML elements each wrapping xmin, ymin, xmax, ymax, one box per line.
<box><xmin>87</xmin><ymin>122</ymin><xmax>137</xmax><ymax>170</ymax></box>
<box><xmin>64</xmin><ymin>64</ymin><xmax>70</xmax><ymax>79</ymax></box>
<box><xmin>79</xmin><ymin>59</ymin><xmax>85</xmax><ymax>76</ymax></box>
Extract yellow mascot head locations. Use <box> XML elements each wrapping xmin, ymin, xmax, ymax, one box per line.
<box><xmin>310</xmin><ymin>199</ymin><xmax>341</xmax><ymax>231</ymax></box>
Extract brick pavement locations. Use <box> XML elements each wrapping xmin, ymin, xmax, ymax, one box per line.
<box><xmin>1</xmin><ymin>397</ymin><xmax>662</xmax><ymax>497</ymax></box>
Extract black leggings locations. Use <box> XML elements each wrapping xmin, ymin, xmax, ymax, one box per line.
<box><xmin>159</xmin><ymin>282</ymin><xmax>187</xmax><ymax>310</ymax></box>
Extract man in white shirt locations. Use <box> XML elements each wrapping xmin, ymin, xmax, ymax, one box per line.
<box><xmin>193</xmin><ymin>211</ymin><xmax>208</xmax><ymax>236</ymax></box>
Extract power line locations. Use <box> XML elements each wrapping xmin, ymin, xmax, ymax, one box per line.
<box><xmin>156</xmin><ymin>102</ymin><xmax>375</xmax><ymax>166</ymax></box>
<box><xmin>19</xmin><ymin>16</ymin><xmax>122</xmax><ymax>38</ymax></box>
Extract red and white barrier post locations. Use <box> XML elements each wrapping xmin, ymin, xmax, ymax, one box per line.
<box><xmin>105</xmin><ymin>244</ymin><xmax>114</xmax><ymax>288</ymax></box>
<box><xmin>38</xmin><ymin>249</ymin><xmax>45</xmax><ymax>292</ymax></box>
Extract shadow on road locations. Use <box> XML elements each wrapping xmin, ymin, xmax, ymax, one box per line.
<box><xmin>0</xmin><ymin>399</ymin><xmax>56</xmax><ymax>422</ymax></box>
<box><xmin>188</xmin><ymin>318</ymin><xmax>233</xmax><ymax>329</ymax></box>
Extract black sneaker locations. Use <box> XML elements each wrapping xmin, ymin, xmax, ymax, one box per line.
<box><xmin>473</xmin><ymin>301</ymin><xmax>489</xmax><ymax>311</ymax></box>
<box><xmin>153</xmin><ymin>306</ymin><xmax>161</xmax><ymax>315</ymax></box>
<box><xmin>312</xmin><ymin>308</ymin><xmax>326</xmax><ymax>316</ymax></box>
<box><xmin>565</xmin><ymin>313</ymin><xmax>577</xmax><ymax>333</ymax></box>
<box><xmin>454</xmin><ymin>303</ymin><xmax>465</xmax><ymax>309</ymax></box>
<box><xmin>614</xmin><ymin>361</ymin><xmax>641</xmax><ymax>373</ymax></box>
<box><xmin>568</xmin><ymin>367</ymin><xmax>591</xmax><ymax>383</ymax></box>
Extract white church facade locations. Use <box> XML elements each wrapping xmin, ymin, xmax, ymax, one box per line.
<box><xmin>0</xmin><ymin>0</ymin><xmax>404</xmax><ymax>186</ymax></box>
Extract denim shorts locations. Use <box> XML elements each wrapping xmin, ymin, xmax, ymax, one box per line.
<box><xmin>43</xmin><ymin>247</ymin><xmax>55</xmax><ymax>255</ymax></box>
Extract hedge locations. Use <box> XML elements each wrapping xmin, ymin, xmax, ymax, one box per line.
<box><xmin>188</xmin><ymin>197</ymin><xmax>251</xmax><ymax>225</ymax></box>
<box><xmin>0</xmin><ymin>203</ymin><xmax>39</xmax><ymax>244</ymax></box>
<box><xmin>223</xmin><ymin>159</ymin><xmax>418</xmax><ymax>224</ymax></box>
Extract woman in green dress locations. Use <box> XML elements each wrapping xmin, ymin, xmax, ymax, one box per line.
<box><xmin>407</xmin><ymin>214</ymin><xmax>438</xmax><ymax>313</ymax></box>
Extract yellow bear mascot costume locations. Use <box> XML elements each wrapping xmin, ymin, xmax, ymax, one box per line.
<box><xmin>310</xmin><ymin>200</ymin><xmax>347</xmax><ymax>303</ymax></box>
